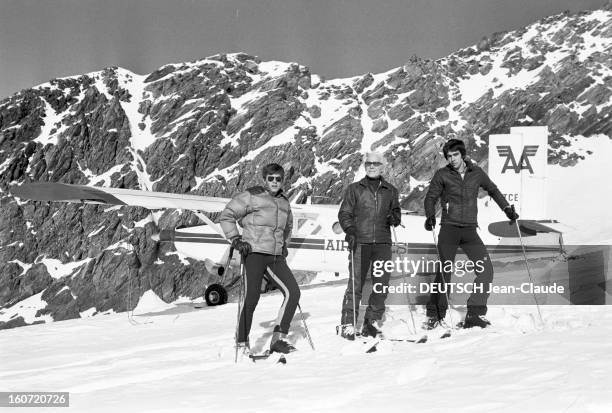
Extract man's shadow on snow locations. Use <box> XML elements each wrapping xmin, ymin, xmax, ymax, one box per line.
<box><xmin>250</xmin><ymin>311</ymin><xmax>311</xmax><ymax>352</ymax></box>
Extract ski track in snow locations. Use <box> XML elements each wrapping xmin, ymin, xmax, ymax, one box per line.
<box><xmin>1</xmin><ymin>284</ymin><xmax>612</xmax><ymax>413</ymax></box>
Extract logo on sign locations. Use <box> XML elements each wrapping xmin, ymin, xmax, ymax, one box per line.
<box><xmin>496</xmin><ymin>145</ymin><xmax>538</xmax><ymax>174</ymax></box>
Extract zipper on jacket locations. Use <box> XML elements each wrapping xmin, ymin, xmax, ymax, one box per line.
<box><xmin>451</xmin><ymin>168</ymin><xmax>465</xmax><ymax>224</ymax></box>
<box><xmin>274</xmin><ymin>197</ymin><xmax>279</xmax><ymax>232</ymax></box>
<box><xmin>460</xmin><ymin>167</ymin><xmax>473</xmax><ymax>224</ymax></box>
<box><xmin>274</xmin><ymin>195</ymin><xmax>280</xmax><ymax>254</ymax></box>
<box><xmin>373</xmin><ymin>180</ymin><xmax>381</xmax><ymax>243</ymax></box>
<box><xmin>460</xmin><ymin>171</ymin><xmax>465</xmax><ymax>223</ymax></box>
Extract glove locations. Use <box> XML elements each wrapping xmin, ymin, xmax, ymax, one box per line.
<box><xmin>424</xmin><ymin>216</ymin><xmax>436</xmax><ymax>231</ymax></box>
<box><xmin>504</xmin><ymin>205</ymin><xmax>519</xmax><ymax>221</ymax></box>
<box><xmin>231</xmin><ymin>236</ymin><xmax>252</xmax><ymax>257</ymax></box>
<box><xmin>282</xmin><ymin>243</ymin><xmax>289</xmax><ymax>258</ymax></box>
<box><xmin>387</xmin><ymin>214</ymin><xmax>401</xmax><ymax>227</ymax></box>
<box><xmin>344</xmin><ymin>228</ymin><xmax>357</xmax><ymax>251</ymax></box>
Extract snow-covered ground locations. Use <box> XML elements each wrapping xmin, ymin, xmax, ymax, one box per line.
<box><xmin>1</xmin><ymin>283</ymin><xmax>612</xmax><ymax>413</ymax></box>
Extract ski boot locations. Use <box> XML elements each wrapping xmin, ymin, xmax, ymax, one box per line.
<box><xmin>269</xmin><ymin>332</ymin><xmax>297</xmax><ymax>354</ymax></box>
<box><xmin>235</xmin><ymin>341</ymin><xmax>251</xmax><ymax>361</ymax></box>
<box><xmin>462</xmin><ymin>313</ymin><xmax>491</xmax><ymax>329</ymax></box>
<box><xmin>422</xmin><ymin>316</ymin><xmax>441</xmax><ymax>330</ymax></box>
<box><xmin>361</xmin><ymin>319</ymin><xmax>382</xmax><ymax>338</ymax></box>
<box><xmin>437</xmin><ymin>318</ymin><xmax>451</xmax><ymax>329</ymax></box>
<box><xmin>336</xmin><ymin>324</ymin><xmax>356</xmax><ymax>341</ymax></box>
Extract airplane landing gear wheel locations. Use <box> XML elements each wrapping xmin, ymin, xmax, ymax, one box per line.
<box><xmin>205</xmin><ymin>284</ymin><xmax>228</xmax><ymax>306</ymax></box>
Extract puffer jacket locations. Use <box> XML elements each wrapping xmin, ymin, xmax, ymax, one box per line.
<box><xmin>218</xmin><ymin>186</ymin><xmax>292</xmax><ymax>255</ymax></box>
<box><xmin>424</xmin><ymin>159</ymin><xmax>509</xmax><ymax>227</ymax></box>
<box><xmin>338</xmin><ymin>177</ymin><xmax>401</xmax><ymax>244</ymax></box>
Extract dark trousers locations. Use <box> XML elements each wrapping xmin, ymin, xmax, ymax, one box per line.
<box><xmin>341</xmin><ymin>243</ymin><xmax>392</xmax><ymax>325</ymax></box>
<box><xmin>237</xmin><ymin>253</ymin><xmax>300</xmax><ymax>343</ymax></box>
<box><xmin>426</xmin><ymin>225</ymin><xmax>494</xmax><ymax>319</ymax></box>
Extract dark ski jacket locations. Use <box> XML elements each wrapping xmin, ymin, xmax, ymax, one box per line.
<box><xmin>338</xmin><ymin>177</ymin><xmax>401</xmax><ymax>244</ymax></box>
<box><xmin>219</xmin><ymin>186</ymin><xmax>292</xmax><ymax>255</ymax></box>
<box><xmin>424</xmin><ymin>159</ymin><xmax>509</xmax><ymax>227</ymax></box>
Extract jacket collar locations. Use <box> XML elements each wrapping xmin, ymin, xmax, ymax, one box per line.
<box><xmin>358</xmin><ymin>176</ymin><xmax>391</xmax><ymax>189</ymax></box>
<box><xmin>248</xmin><ymin>186</ymin><xmax>288</xmax><ymax>199</ymax></box>
<box><xmin>275</xmin><ymin>188</ymin><xmax>288</xmax><ymax>199</ymax></box>
<box><xmin>269</xmin><ymin>187</ymin><xmax>287</xmax><ymax>199</ymax></box>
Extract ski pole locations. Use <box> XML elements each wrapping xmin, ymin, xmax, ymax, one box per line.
<box><xmin>222</xmin><ymin>246</ymin><xmax>234</xmax><ymax>277</ymax></box>
<box><xmin>234</xmin><ymin>255</ymin><xmax>246</xmax><ymax>363</ymax></box>
<box><xmin>297</xmin><ymin>303</ymin><xmax>315</xmax><ymax>350</ymax></box>
<box><xmin>351</xmin><ymin>246</ymin><xmax>358</xmax><ymax>332</ymax></box>
<box><xmin>514</xmin><ymin>217</ymin><xmax>544</xmax><ymax>327</ymax></box>
<box><xmin>432</xmin><ymin>228</ymin><xmax>455</xmax><ymax>329</ymax></box>
<box><xmin>392</xmin><ymin>226</ymin><xmax>417</xmax><ymax>335</ymax></box>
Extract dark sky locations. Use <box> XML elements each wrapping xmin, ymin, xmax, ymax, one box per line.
<box><xmin>0</xmin><ymin>0</ymin><xmax>607</xmax><ymax>99</ymax></box>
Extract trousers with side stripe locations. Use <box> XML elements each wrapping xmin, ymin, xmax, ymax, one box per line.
<box><xmin>237</xmin><ymin>253</ymin><xmax>301</xmax><ymax>343</ymax></box>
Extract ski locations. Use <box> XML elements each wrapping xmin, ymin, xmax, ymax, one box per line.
<box><xmin>366</xmin><ymin>333</ymin><xmax>427</xmax><ymax>352</ymax></box>
<box><xmin>421</xmin><ymin>326</ymin><xmax>452</xmax><ymax>339</ymax></box>
<box><xmin>341</xmin><ymin>330</ymin><xmax>437</xmax><ymax>354</ymax></box>
<box><xmin>398</xmin><ymin>316</ymin><xmax>454</xmax><ymax>340</ymax></box>
<box><xmin>362</xmin><ymin>336</ymin><xmax>381</xmax><ymax>353</ymax></box>
<box><xmin>386</xmin><ymin>334</ymin><xmax>429</xmax><ymax>343</ymax></box>
<box><xmin>248</xmin><ymin>350</ymin><xmax>287</xmax><ymax>364</ymax></box>
<box><xmin>341</xmin><ymin>324</ymin><xmax>436</xmax><ymax>354</ymax></box>
<box><xmin>248</xmin><ymin>350</ymin><xmax>271</xmax><ymax>360</ymax></box>
<box><xmin>339</xmin><ymin>335</ymin><xmax>380</xmax><ymax>355</ymax></box>
<box><xmin>381</xmin><ymin>327</ymin><xmax>451</xmax><ymax>343</ymax></box>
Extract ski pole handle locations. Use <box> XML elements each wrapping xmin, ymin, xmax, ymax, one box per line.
<box><xmin>219</xmin><ymin>247</ymin><xmax>235</xmax><ymax>278</ymax></box>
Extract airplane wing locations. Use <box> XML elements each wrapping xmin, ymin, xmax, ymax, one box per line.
<box><xmin>488</xmin><ymin>220</ymin><xmax>562</xmax><ymax>238</ymax></box>
<box><xmin>10</xmin><ymin>182</ymin><xmax>230</xmax><ymax>213</ymax></box>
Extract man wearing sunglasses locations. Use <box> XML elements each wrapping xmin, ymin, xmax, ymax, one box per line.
<box><xmin>337</xmin><ymin>152</ymin><xmax>402</xmax><ymax>340</ymax></box>
<box><xmin>219</xmin><ymin>163</ymin><xmax>300</xmax><ymax>354</ymax></box>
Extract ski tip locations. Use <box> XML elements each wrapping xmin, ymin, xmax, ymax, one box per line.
<box><xmin>417</xmin><ymin>336</ymin><xmax>428</xmax><ymax>343</ymax></box>
<box><xmin>364</xmin><ymin>337</ymin><xmax>382</xmax><ymax>353</ymax></box>
<box><xmin>248</xmin><ymin>350</ymin><xmax>288</xmax><ymax>364</ymax></box>
<box><xmin>248</xmin><ymin>350</ymin><xmax>271</xmax><ymax>361</ymax></box>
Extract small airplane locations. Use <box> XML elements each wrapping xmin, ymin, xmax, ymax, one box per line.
<box><xmin>10</xmin><ymin>128</ymin><xmax>567</xmax><ymax>307</ymax></box>
<box><xmin>9</xmin><ymin>184</ymin><xmax>564</xmax><ymax>307</ymax></box>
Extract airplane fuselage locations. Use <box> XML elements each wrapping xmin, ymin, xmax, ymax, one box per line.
<box><xmin>168</xmin><ymin>209</ymin><xmax>564</xmax><ymax>276</ymax></box>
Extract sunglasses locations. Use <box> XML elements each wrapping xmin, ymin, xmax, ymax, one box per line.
<box><xmin>266</xmin><ymin>176</ymin><xmax>283</xmax><ymax>183</ymax></box>
<box><xmin>365</xmin><ymin>162</ymin><xmax>382</xmax><ymax>167</ymax></box>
